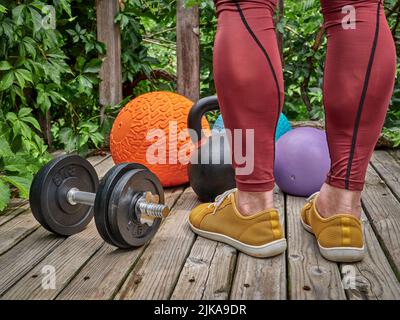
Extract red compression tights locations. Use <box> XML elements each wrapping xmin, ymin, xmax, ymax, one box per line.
<box><xmin>213</xmin><ymin>0</ymin><xmax>396</xmax><ymax>192</ymax></box>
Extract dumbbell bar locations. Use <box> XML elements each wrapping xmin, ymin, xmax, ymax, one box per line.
<box><xmin>66</xmin><ymin>188</ymin><xmax>169</xmax><ymax>218</ymax></box>
<box><xmin>29</xmin><ymin>155</ymin><xmax>170</xmax><ymax>249</ymax></box>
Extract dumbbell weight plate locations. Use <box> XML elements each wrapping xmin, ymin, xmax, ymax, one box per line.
<box><xmin>107</xmin><ymin>169</ymin><xmax>164</xmax><ymax>248</ymax></box>
<box><xmin>30</xmin><ymin>155</ymin><xmax>99</xmax><ymax>236</ymax></box>
<box><xmin>93</xmin><ymin>163</ymin><xmax>147</xmax><ymax>248</ymax></box>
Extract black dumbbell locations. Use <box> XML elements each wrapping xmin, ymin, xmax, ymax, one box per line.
<box><xmin>29</xmin><ymin>155</ymin><xmax>170</xmax><ymax>249</ymax></box>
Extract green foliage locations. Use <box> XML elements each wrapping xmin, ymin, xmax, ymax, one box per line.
<box><xmin>122</xmin><ymin>0</ymin><xmax>177</xmax><ymax>94</ymax></box>
<box><xmin>383</xmin><ymin>127</ymin><xmax>400</xmax><ymax>147</ymax></box>
<box><xmin>281</xmin><ymin>0</ymin><xmax>325</xmax><ymax>120</ymax></box>
<box><xmin>51</xmin><ymin>119</ymin><xmax>104</xmax><ymax>156</ymax></box>
<box><xmin>0</xmin><ymin>0</ymin><xmax>103</xmax><ymax>155</ymax></box>
<box><xmin>383</xmin><ymin>108</ymin><xmax>400</xmax><ymax>147</ymax></box>
<box><xmin>199</xmin><ymin>0</ymin><xmax>217</xmax><ymax>97</ymax></box>
<box><xmin>116</xmin><ymin>0</ymin><xmax>173</xmax><ymax>86</ymax></box>
<box><xmin>0</xmin><ymin>108</ymin><xmax>51</xmax><ymax>211</ymax></box>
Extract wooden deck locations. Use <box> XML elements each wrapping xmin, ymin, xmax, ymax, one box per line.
<box><xmin>1</xmin><ymin>150</ymin><xmax>400</xmax><ymax>300</ymax></box>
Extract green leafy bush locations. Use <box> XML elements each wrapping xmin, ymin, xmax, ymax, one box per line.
<box><xmin>0</xmin><ymin>108</ymin><xmax>50</xmax><ymax>211</ymax></box>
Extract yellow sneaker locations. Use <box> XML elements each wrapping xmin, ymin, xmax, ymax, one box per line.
<box><xmin>188</xmin><ymin>189</ymin><xmax>287</xmax><ymax>258</ymax></box>
<box><xmin>300</xmin><ymin>192</ymin><xmax>365</xmax><ymax>262</ymax></box>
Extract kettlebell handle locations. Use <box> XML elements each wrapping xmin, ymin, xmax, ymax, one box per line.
<box><xmin>188</xmin><ymin>95</ymin><xmax>220</xmax><ymax>143</ymax></box>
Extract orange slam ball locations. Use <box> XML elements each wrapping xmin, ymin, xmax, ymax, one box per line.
<box><xmin>110</xmin><ymin>91</ymin><xmax>210</xmax><ymax>187</ymax></box>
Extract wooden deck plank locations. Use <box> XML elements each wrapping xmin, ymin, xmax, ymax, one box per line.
<box><xmin>0</xmin><ymin>228</ymin><xmax>64</xmax><ymax>296</ymax></box>
<box><xmin>87</xmin><ymin>153</ymin><xmax>111</xmax><ymax>167</ymax></box>
<box><xmin>56</xmin><ymin>243</ymin><xmax>143</xmax><ymax>300</ymax></box>
<box><xmin>56</xmin><ymin>187</ymin><xmax>185</xmax><ymax>300</ymax></box>
<box><xmin>171</xmin><ymin>238</ymin><xmax>237</xmax><ymax>300</ymax></box>
<box><xmin>2</xmin><ymin>198</ymin><xmax>28</xmax><ymax>211</ymax></box>
<box><xmin>90</xmin><ymin>155</ymin><xmax>114</xmax><ymax>179</ymax></box>
<box><xmin>169</xmin><ymin>237</ymin><xmax>218</xmax><ymax>300</ymax></box>
<box><xmin>371</xmin><ymin>151</ymin><xmax>400</xmax><ymax>202</ymax></box>
<box><xmin>3</xmin><ymin>222</ymin><xmax>102</xmax><ymax>300</ymax></box>
<box><xmin>0</xmin><ymin>198</ymin><xmax>28</xmax><ymax>215</ymax></box>
<box><xmin>388</xmin><ymin>149</ymin><xmax>400</xmax><ymax>163</ymax></box>
<box><xmin>115</xmin><ymin>188</ymin><xmax>198</xmax><ymax>300</ymax></box>
<box><xmin>286</xmin><ymin>195</ymin><xmax>346</xmax><ymax>300</ymax></box>
<box><xmin>0</xmin><ymin>211</ymin><xmax>40</xmax><ymax>255</ymax></box>
<box><xmin>362</xmin><ymin>165</ymin><xmax>400</xmax><ymax>276</ymax></box>
<box><xmin>202</xmin><ymin>243</ymin><xmax>237</xmax><ymax>300</ymax></box>
<box><xmin>0</xmin><ymin>201</ymin><xmax>29</xmax><ymax>227</ymax></box>
<box><xmin>340</xmin><ymin>212</ymin><xmax>400</xmax><ymax>300</ymax></box>
<box><xmin>230</xmin><ymin>187</ymin><xmax>287</xmax><ymax>300</ymax></box>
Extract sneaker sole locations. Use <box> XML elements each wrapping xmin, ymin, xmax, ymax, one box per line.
<box><xmin>300</xmin><ymin>218</ymin><xmax>365</xmax><ymax>263</ymax></box>
<box><xmin>188</xmin><ymin>221</ymin><xmax>287</xmax><ymax>258</ymax></box>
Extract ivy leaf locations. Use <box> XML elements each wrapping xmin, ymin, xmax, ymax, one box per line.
<box><xmin>21</xmin><ymin>37</ymin><xmax>37</xmax><ymax>59</ymax></box>
<box><xmin>12</xmin><ymin>5</ymin><xmax>25</xmax><ymax>26</ymax></box>
<box><xmin>59</xmin><ymin>127</ymin><xmax>74</xmax><ymax>145</ymax></box>
<box><xmin>37</xmin><ymin>90</ymin><xmax>51</xmax><ymax>113</ymax></box>
<box><xmin>0</xmin><ymin>4</ymin><xmax>7</xmax><ymax>14</ymax></box>
<box><xmin>0</xmin><ymin>175</ymin><xmax>31</xmax><ymax>199</ymax></box>
<box><xmin>13</xmin><ymin>85</ymin><xmax>27</xmax><ymax>105</ymax></box>
<box><xmin>14</xmin><ymin>70</ymin><xmax>26</xmax><ymax>89</ymax></box>
<box><xmin>6</xmin><ymin>112</ymin><xmax>18</xmax><ymax>123</ymax></box>
<box><xmin>22</xmin><ymin>116</ymin><xmax>41</xmax><ymax>132</ymax></box>
<box><xmin>78</xmin><ymin>134</ymin><xmax>89</xmax><ymax>148</ymax></box>
<box><xmin>0</xmin><ymin>179</ymin><xmax>11</xmax><ymax>212</ymax></box>
<box><xmin>19</xmin><ymin>122</ymin><xmax>33</xmax><ymax>138</ymax></box>
<box><xmin>59</xmin><ymin>128</ymin><xmax>78</xmax><ymax>153</ymax></box>
<box><xmin>48</xmin><ymin>90</ymin><xmax>67</xmax><ymax>103</ymax></box>
<box><xmin>90</xmin><ymin>132</ymin><xmax>104</xmax><ymax>148</ymax></box>
<box><xmin>15</xmin><ymin>69</ymin><xmax>33</xmax><ymax>83</ymax></box>
<box><xmin>0</xmin><ymin>71</ymin><xmax>14</xmax><ymax>91</ymax></box>
<box><xmin>0</xmin><ymin>136</ymin><xmax>13</xmax><ymax>157</ymax></box>
<box><xmin>29</xmin><ymin>7</ymin><xmax>43</xmax><ymax>33</ymax></box>
<box><xmin>83</xmin><ymin>59</ymin><xmax>102</xmax><ymax>74</ymax></box>
<box><xmin>55</xmin><ymin>0</ymin><xmax>72</xmax><ymax>17</ymax></box>
<box><xmin>0</xmin><ymin>61</ymin><xmax>12</xmax><ymax>71</ymax></box>
<box><xmin>3</xmin><ymin>163</ymin><xmax>30</xmax><ymax>175</ymax></box>
<box><xmin>18</xmin><ymin>108</ymin><xmax>32</xmax><ymax>118</ymax></box>
<box><xmin>77</xmin><ymin>75</ymin><xmax>94</xmax><ymax>90</ymax></box>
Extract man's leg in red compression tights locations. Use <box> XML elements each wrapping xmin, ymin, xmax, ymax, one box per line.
<box><xmin>322</xmin><ymin>0</ymin><xmax>397</xmax><ymax>191</ymax></box>
<box><xmin>213</xmin><ymin>0</ymin><xmax>284</xmax><ymax>193</ymax></box>
<box><xmin>316</xmin><ymin>0</ymin><xmax>396</xmax><ymax>220</ymax></box>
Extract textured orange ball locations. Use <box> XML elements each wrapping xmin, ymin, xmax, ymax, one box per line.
<box><xmin>110</xmin><ymin>91</ymin><xmax>209</xmax><ymax>187</ymax></box>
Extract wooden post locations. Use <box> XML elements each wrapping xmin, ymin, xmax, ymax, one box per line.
<box><xmin>176</xmin><ymin>0</ymin><xmax>200</xmax><ymax>102</ymax></box>
<box><xmin>96</xmin><ymin>0</ymin><xmax>122</xmax><ymax>123</ymax></box>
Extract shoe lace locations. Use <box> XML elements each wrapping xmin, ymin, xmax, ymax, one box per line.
<box><xmin>207</xmin><ymin>188</ymin><xmax>237</xmax><ymax>213</ymax></box>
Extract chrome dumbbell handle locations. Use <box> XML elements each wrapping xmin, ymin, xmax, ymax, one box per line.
<box><xmin>66</xmin><ymin>188</ymin><xmax>170</xmax><ymax>218</ymax></box>
<box><xmin>67</xmin><ymin>188</ymin><xmax>96</xmax><ymax>206</ymax></box>
<box><xmin>135</xmin><ymin>191</ymin><xmax>170</xmax><ymax>218</ymax></box>
<box><xmin>136</xmin><ymin>198</ymin><xmax>170</xmax><ymax>218</ymax></box>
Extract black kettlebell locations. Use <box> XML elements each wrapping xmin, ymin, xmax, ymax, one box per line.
<box><xmin>187</xmin><ymin>96</ymin><xmax>236</xmax><ymax>202</ymax></box>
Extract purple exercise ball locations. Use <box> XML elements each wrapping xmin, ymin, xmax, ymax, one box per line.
<box><xmin>274</xmin><ymin>127</ymin><xmax>331</xmax><ymax>197</ymax></box>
